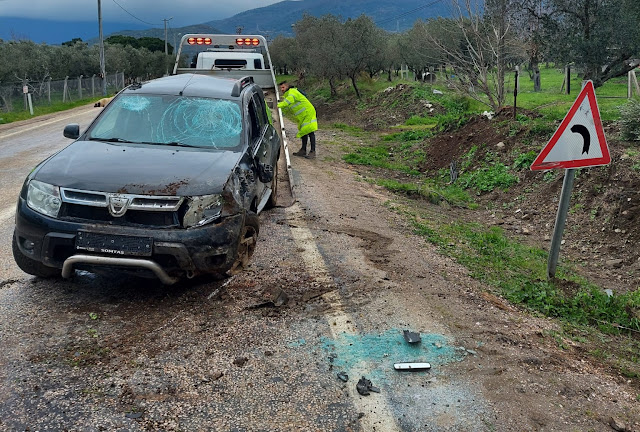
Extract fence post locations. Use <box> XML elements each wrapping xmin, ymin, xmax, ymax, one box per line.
<box><xmin>47</xmin><ymin>77</ymin><xmax>51</xmax><ymax>104</ymax></box>
<box><xmin>92</xmin><ymin>74</ymin><xmax>95</xmax><ymax>97</ymax></box>
<box><xmin>63</xmin><ymin>76</ymin><xmax>69</xmax><ymax>102</ymax></box>
<box><xmin>23</xmin><ymin>79</ymin><xmax>28</xmax><ymax>110</ymax></box>
<box><xmin>629</xmin><ymin>70</ymin><xmax>640</xmax><ymax>98</ymax></box>
<box><xmin>78</xmin><ymin>75</ymin><xmax>83</xmax><ymax>99</ymax></box>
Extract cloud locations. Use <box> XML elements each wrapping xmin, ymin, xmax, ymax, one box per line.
<box><xmin>0</xmin><ymin>0</ymin><xmax>283</xmax><ymax>26</ymax></box>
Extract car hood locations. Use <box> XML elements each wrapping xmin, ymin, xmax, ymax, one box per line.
<box><xmin>34</xmin><ymin>140</ymin><xmax>244</xmax><ymax>196</ymax></box>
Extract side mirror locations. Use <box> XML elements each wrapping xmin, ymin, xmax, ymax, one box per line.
<box><xmin>63</xmin><ymin>124</ymin><xmax>80</xmax><ymax>139</ymax></box>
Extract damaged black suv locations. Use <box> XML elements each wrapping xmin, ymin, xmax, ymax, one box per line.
<box><xmin>12</xmin><ymin>73</ymin><xmax>280</xmax><ymax>284</ymax></box>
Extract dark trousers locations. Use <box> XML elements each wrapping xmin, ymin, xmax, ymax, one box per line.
<box><xmin>301</xmin><ymin>132</ymin><xmax>316</xmax><ymax>152</ymax></box>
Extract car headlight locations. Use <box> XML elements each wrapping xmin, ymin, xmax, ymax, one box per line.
<box><xmin>183</xmin><ymin>194</ymin><xmax>223</xmax><ymax>228</ymax></box>
<box><xmin>27</xmin><ymin>180</ymin><xmax>61</xmax><ymax>218</ymax></box>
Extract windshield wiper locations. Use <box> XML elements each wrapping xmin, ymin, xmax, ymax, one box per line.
<box><xmin>88</xmin><ymin>137</ymin><xmax>134</xmax><ymax>143</ymax></box>
<box><xmin>160</xmin><ymin>141</ymin><xmax>200</xmax><ymax>148</ymax></box>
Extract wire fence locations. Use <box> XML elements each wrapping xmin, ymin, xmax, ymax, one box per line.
<box><xmin>0</xmin><ymin>72</ymin><xmax>126</xmax><ymax>113</ymax></box>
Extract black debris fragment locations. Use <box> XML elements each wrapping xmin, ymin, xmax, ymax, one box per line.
<box><xmin>233</xmin><ymin>356</ymin><xmax>248</xmax><ymax>367</ymax></box>
<box><xmin>247</xmin><ymin>288</ymin><xmax>290</xmax><ymax>309</ymax></box>
<box><xmin>337</xmin><ymin>372</ymin><xmax>349</xmax><ymax>382</ymax></box>
<box><xmin>356</xmin><ymin>376</ymin><xmax>380</xmax><ymax>396</ymax></box>
<box><xmin>403</xmin><ymin>330</ymin><xmax>422</xmax><ymax>344</ymax></box>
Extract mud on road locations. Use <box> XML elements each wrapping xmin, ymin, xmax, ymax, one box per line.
<box><xmin>0</xmin><ymin>116</ymin><xmax>638</xmax><ymax>431</ymax></box>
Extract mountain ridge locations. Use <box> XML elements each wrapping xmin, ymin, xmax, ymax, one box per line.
<box><xmin>1</xmin><ymin>0</ymin><xmax>450</xmax><ymax>45</ymax></box>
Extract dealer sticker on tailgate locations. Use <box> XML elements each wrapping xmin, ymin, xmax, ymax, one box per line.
<box><xmin>75</xmin><ymin>231</ymin><xmax>153</xmax><ymax>256</ymax></box>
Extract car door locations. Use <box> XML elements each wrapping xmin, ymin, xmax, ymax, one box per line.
<box><xmin>247</xmin><ymin>91</ymin><xmax>277</xmax><ymax>211</ymax></box>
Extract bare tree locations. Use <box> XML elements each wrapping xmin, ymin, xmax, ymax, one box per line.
<box><xmin>427</xmin><ymin>0</ymin><xmax>520</xmax><ymax>111</ymax></box>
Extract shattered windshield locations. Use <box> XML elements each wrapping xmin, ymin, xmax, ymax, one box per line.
<box><xmin>88</xmin><ymin>94</ymin><xmax>243</xmax><ymax>149</ymax></box>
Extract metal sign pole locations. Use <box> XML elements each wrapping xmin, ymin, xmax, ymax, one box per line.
<box><xmin>547</xmin><ymin>168</ymin><xmax>575</xmax><ymax>278</ymax></box>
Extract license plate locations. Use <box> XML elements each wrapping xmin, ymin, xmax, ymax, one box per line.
<box><xmin>75</xmin><ymin>231</ymin><xmax>153</xmax><ymax>257</ymax></box>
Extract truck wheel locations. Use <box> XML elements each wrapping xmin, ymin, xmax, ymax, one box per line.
<box><xmin>227</xmin><ymin>212</ymin><xmax>259</xmax><ymax>276</ymax></box>
<box><xmin>12</xmin><ymin>234</ymin><xmax>61</xmax><ymax>278</ymax></box>
<box><xmin>266</xmin><ymin>160</ymin><xmax>278</xmax><ymax>209</ymax></box>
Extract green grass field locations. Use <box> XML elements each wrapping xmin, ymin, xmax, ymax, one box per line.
<box><xmin>0</xmin><ymin>97</ymin><xmax>106</xmax><ymax>124</ymax></box>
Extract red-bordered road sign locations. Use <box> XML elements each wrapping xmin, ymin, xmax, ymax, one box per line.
<box><xmin>530</xmin><ymin>80</ymin><xmax>610</xmax><ymax>170</ymax></box>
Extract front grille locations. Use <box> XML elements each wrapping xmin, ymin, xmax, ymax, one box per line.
<box><xmin>59</xmin><ymin>187</ymin><xmax>183</xmax><ymax>227</ymax></box>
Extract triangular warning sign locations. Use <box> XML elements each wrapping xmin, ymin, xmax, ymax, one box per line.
<box><xmin>530</xmin><ymin>80</ymin><xmax>610</xmax><ymax>170</ymax></box>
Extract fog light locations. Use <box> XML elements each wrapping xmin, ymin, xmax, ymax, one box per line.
<box><xmin>23</xmin><ymin>239</ymin><xmax>35</xmax><ymax>251</ymax></box>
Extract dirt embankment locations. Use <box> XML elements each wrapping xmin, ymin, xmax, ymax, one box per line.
<box><xmin>315</xmin><ymin>84</ymin><xmax>640</xmax><ymax>293</ymax></box>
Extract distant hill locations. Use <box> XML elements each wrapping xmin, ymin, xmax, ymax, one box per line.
<box><xmin>204</xmin><ymin>0</ymin><xmax>450</xmax><ymax>36</ymax></box>
<box><xmin>0</xmin><ymin>17</ymin><xmax>148</xmax><ymax>45</ymax></box>
<box><xmin>89</xmin><ymin>23</ymin><xmax>223</xmax><ymax>47</ymax></box>
<box><xmin>1</xmin><ymin>0</ymin><xmax>449</xmax><ymax>46</ymax></box>
<box><xmin>104</xmin><ymin>0</ymin><xmax>449</xmax><ymax>44</ymax></box>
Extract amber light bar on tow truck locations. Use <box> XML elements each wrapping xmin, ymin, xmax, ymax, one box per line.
<box><xmin>187</xmin><ymin>37</ymin><xmax>212</xmax><ymax>45</ymax></box>
<box><xmin>236</xmin><ymin>38</ymin><xmax>261</xmax><ymax>46</ymax></box>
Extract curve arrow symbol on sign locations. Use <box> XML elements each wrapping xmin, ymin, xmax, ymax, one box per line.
<box><xmin>570</xmin><ymin>124</ymin><xmax>590</xmax><ymax>154</ymax></box>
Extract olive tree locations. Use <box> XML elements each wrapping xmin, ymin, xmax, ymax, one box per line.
<box><xmin>268</xmin><ymin>35</ymin><xmax>302</xmax><ymax>76</ymax></box>
<box><xmin>293</xmin><ymin>14</ymin><xmax>347</xmax><ymax>96</ymax></box>
<box><xmin>341</xmin><ymin>15</ymin><xmax>385</xmax><ymax>98</ymax></box>
<box><xmin>539</xmin><ymin>0</ymin><xmax>640</xmax><ymax>87</ymax></box>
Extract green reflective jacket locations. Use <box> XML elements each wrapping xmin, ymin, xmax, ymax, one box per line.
<box><xmin>277</xmin><ymin>88</ymin><xmax>318</xmax><ymax>138</ymax></box>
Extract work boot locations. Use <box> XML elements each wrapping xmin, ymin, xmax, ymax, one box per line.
<box><xmin>305</xmin><ymin>151</ymin><xmax>316</xmax><ymax>159</ymax></box>
<box><xmin>293</xmin><ymin>148</ymin><xmax>306</xmax><ymax>157</ymax></box>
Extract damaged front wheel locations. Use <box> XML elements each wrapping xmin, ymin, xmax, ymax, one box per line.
<box><xmin>228</xmin><ymin>212</ymin><xmax>259</xmax><ymax>276</ymax></box>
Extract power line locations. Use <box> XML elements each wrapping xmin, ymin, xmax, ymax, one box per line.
<box><xmin>376</xmin><ymin>0</ymin><xmax>446</xmax><ymax>26</ymax></box>
<box><xmin>111</xmin><ymin>0</ymin><xmax>159</xmax><ymax>26</ymax></box>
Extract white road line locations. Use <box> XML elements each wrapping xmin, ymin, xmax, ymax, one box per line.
<box><xmin>285</xmin><ymin>204</ymin><xmax>401</xmax><ymax>432</ymax></box>
<box><xmin>0</xmin><ymin>111</ymin><xmax>90</xmax><ymax>140</ymax></box>
<box><xmin>0</xmin><ymin>206</ymin><xmax>15</xmax><ymax>222</ymax></box>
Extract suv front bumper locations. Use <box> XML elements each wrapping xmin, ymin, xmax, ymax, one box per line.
<box><xmin>14</xmin><ymin>197</ymin><xmax>246</xmax><ymax>281</ymax></box>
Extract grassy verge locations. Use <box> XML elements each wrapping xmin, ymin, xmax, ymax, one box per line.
<box><xmin>0</xmin><ymin>97</ymin><xmax>105</xmax><ymax>124</ymax></box>
<box><xmin>387</xmin><ymin>200</ymin><xmax>640</xmax><ymax>378</ymax></box>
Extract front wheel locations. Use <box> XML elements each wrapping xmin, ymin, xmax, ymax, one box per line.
<box><xmin>227</xmin><ymin>212</ymin><xmax>259</xmax><ymax>276</ymax></box>
<box><xmin>12</xmin><ymin>233</ymin><xmax>61</xmax><ymax>278</ymax></box>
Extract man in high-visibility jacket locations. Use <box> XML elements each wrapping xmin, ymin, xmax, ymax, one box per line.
<box><xmin>278</xmin><ymin>81</ymin><xmax>318</xmax><ymax>159</ymax></box>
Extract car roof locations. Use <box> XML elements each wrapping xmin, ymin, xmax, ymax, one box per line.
<box><xmin>123</xmin><ymin>74</ymin><xmax>245</xmax><ymax>100</ymax></box>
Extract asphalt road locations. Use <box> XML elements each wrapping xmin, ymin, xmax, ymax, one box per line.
<box><xmin>0</xmin><ymin>106</ymin><xmax>490</xmax><ymax>431</ymax></box>
<box><xmin>0</xmin><ymin>107</ymin><xmax>636</xmax><ymax>432</ymax></box>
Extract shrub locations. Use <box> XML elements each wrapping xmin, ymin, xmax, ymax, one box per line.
<box><xmin>620</xmin><ymin>100</ymin><xmax>640</xmax><ymax>141</ymax></box>
<box><xmin>459</xmin><ymin>163</ymin><xmax>519</xmax><ymax>192</ymax></box>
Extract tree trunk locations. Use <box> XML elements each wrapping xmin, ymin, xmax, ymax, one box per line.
<box><xmin>387</xmin><ymin>68</ymin><xmax>392</xmax><ymax>82</ymax></box>
<box><xmin>533</xmin><ymin>65</ymin><xmax>541</xmax><ymax>92</ymax></box>
<box><xmin>350</xmin><ymin>74</ymin><xmax>361</xmax><ymax>99</ymax></box>
<box><xmin>329</xmin><ymin>77</ymin><xmax>337</xmax><ymax>97</ymax></box>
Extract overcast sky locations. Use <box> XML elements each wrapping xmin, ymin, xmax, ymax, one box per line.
<box><xmin>0</xmin><ymin>0</ymin><xmax>285</xmax><ymax>26</ymax></box>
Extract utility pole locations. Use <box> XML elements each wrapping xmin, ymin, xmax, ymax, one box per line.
<box><xmin>98</xmin><ymin>0</ymin><xmax>106</xmax><ymax>96</ymax></box>
<box><xmin>163</xmin><ymin>17</ymin><xmax>173</xmax><ymax>76</ymax></box>
<box><xmin>163</xmin><ymin>17</ymin><xmax>173</xmax><ymax>55</ymax></box>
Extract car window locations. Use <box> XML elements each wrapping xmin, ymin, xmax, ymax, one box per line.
<box><xmin>88</xmin><ymin>94</ymin><xmax>243</xmax><ymax>149</ymax></box>
<box><xmin>252</xmin><ymin>93</ymin><xmax>268</xmax><ymax>129</ymax></box>
<box><xmin>247</xmin><ymin>98</ymin><xmax>262</xmax><ymax>145</ymax></box>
